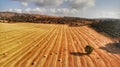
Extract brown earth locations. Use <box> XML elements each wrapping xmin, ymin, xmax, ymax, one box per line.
<box><xmin>0</xmin><ymin>23</ymin><xmax>120</xmax><ymax>67</ymax></box>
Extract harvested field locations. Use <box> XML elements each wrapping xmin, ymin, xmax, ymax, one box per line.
<box><xmin>0</xmin><ymin>23</ymin><xmax>120</xmax><ymax>67</ymax></box>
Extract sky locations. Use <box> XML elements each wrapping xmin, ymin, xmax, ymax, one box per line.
<box><xmin>0</xmin><ymin>0</ymin><xmax>120</xmax><ymax>18</ymax></box>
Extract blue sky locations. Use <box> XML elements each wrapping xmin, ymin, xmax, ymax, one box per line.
<box><xmin>0</xmin><ymin>0</ymin><xmax>120</xmax><ymax>18</ymax></box>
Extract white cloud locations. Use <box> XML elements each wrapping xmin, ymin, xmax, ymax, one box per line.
<box><xmin>4</xmin><ymin>8</ymin><xmax>22</xmax><ymax>13</ymax></box>
<box><xmin>100</xmin><ymin>11</ymin><xmax>120</xmax><ymax>18</ymax></box>
<box><xmin>8</xmin><ymin>9</ymin><xmax>13</xmax><ymax>12</ymax></box>
<box><xmin>10</xmin><ymin>0</ymin><xmax>96</xmax><ymax>17</ymax></box>
<box><xmin>24</xmin><ymin>7</ymin><xmax>79</xmax><ymax>16</ymax></box>
<box><xmin>35</xmin><ymin>0</ymin><xmax>64</xmax><ymax>6</ymax></box>
<box><xmin>7</xmin><ymin>0</ymin><xmax>119</xmax><ymax>19</ymax></box>
<box><xmin>48</xmin><ymin>8</ymin><xmax>79</xmax><ymax>16</ymax></box>
<box><xmin>4</xmin><ymin>8</ymin><xmax>120</xmax><ymax>18</ymax></box>
<box><xmin>14</xmin><ymin>9</ymin><xmax>22</xmax><ymax>13</ymax></box>
<box><xmin>24</xmin><ymin>8</ymin><xmax>47</xmax><ymax>14</ymax></box>
<box><xmin>67</xmin><ymin>0</ymin><xmax>95</xmax><ymax>9</ymax></box>
<box><xmin>12</xmin><ymin>0</ymin><xmax>96</xmax><ymax>9</ymax></box>
<box><xmin>13</xmin><ymin>0</ymin><xmax>64</xmax><ymax>6</ymax></box>
<box><xmin>4</xmin><ymin>8</ymin><xmax>80</xmax><ymax>17</ymax></box>
<box><xmin>21</xmin><ymin>2</ymin><xmax>28</xmax><ymax>7</ymax></box>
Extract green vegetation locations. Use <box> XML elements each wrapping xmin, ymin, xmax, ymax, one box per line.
<box><xmin>90</xmin><ymin>20</ymin><xmax>120</xmax><ymax>38</ymax></box>
<box><xmin>85</xmin><ymin>45</ymin><xmax>94</xmax><ymax>54</ymax></box>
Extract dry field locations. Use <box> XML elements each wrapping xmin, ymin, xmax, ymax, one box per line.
<box><xmin>0</xmin><ymin>23</ymin><xmax>120</xmax><ymax>67</ymax></box>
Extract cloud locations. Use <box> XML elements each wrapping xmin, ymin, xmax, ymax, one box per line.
<box><xmin>3</xmin><ymin>8</ymin><xmax>80</xmax><ymax>17</ymax></box>
<box><xmin>14</xmin><ymin>9</ymin><xmax>22</xmax><ymax>13</ymax></box>
<box><xmin>67</xmin><ymin>0</ymin><xmax>95</xmax><ymax>9</ymax></box>
<box><xmin>9</xmin><ymin>0</ymin><xmax>97</xmax><ymax>18</ymax></box>
<box><xmin>11</xmin><ymin>0</ymin><xmax>96</xmax><ymax>17</ymax></box>
<box><xmin>3</xmin><ymin>8</ymin><xmax>120</xmax><ymax>19</ymax></box>
<box><xmin>100</xmin><ymin>11</ymin><xmax>120</xmax><ymax>18</ymax></box>
<box><xmin>48</xmin><ymin>8</ymin><xmax>79</xmax><ymax>16</ymax></box>
<box><xmin>21</xmin><ymin>2</ymin><xmax>28</xmax><ymax>7</ymax></box>
<box><xmin>12</xmin><ymin>0</ymin><xmax>64</xmax><ymax>6</ymax></box>
<box><xmin>24</xmin><ymin>8</ymin><xmax>47</xmax><ymax>14</ymax></box>
<box><xmin>4</xmin><ymin>8</ymin><xmax>22</xmax><ymax>13</ymax></box>
<box><xmin>12</xmin><ymin>0</ymin><xmax>96</xmax><ymax>9</ymax></box>
<box><xmin>35</xmin><ymin>0</ymin><xmax>64</xmax><ymax>6</ymax></box>
<box><xmin>24</xmin><ymin>7</ymin><xmax>80</xmax><ymax>16</ymax></box>
<box><xmin>8</xmin><ymin>9</ymin><xmax>13</xmax><ymax>12</ymax></box>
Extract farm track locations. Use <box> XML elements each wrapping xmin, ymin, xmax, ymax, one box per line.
<box><xmin>0</xmin><ymin>23</ymin><xmax>120</xmax><ymax>67</ymax></box>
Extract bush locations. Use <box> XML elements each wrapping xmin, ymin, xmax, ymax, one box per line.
<box><xmin>85</xmin><ymin>45</ymin><xmax>93</xmax><ymax>54</ymax></box>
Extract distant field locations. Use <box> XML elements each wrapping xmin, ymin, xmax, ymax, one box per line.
<box><xmin>0</xmin><ymin>23</ymin><xmax>120</xmax><ymax>67</ymax></box>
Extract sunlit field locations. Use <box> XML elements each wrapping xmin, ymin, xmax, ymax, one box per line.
<box><xmin>0</xmin><ymin>23</ymin><xmax>120</xmax><ymax>67</ymax></box>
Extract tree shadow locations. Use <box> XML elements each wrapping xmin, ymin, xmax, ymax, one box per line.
<box><xmin>70</xmin><ymin>52</ymin><xmax>88</xmax><ymax>56</ymax></box>
<box><xmin>99</xmin><ymin>43</ymin><xmax>120</xmax><ymax>54</ymax></box>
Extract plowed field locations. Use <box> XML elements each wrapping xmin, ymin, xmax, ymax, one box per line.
<box><xmin>0</xmin><ymin>23</ymin><xmax>120</xmax><ymax>67</ymax></box>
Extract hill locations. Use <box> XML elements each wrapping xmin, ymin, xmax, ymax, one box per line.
<box><xmin>0</xmin><ymin>12</ymin><xmax>100</xmax><ymax>26</ymax></box>
<box><xmin>90</xmin><ymin>20</ymin><xmax>120</xmax><ymax>40</ymax></box>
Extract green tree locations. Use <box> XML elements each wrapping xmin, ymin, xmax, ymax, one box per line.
<box><xmin>85</xmin><ymin>45</ymin><xmax>93</xmax><ymax>54</ymax></box>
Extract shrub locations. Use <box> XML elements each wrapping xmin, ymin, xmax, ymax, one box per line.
<box><xmin>85</xmin><ymin>45</ymin><xmax>94</xmax><ymax>54</ymax></box>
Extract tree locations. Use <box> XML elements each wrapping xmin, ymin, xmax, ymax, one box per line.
<box><xmin>85</xmin><ymin>45</ymin><xmax>93</xmax><ymax>54</ymax></box>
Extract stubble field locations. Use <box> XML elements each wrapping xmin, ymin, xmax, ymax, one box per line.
<box><xmin>0</xmin><ymin>23</ymin><xmax>120</xmax><ymax>67</ymax></box>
